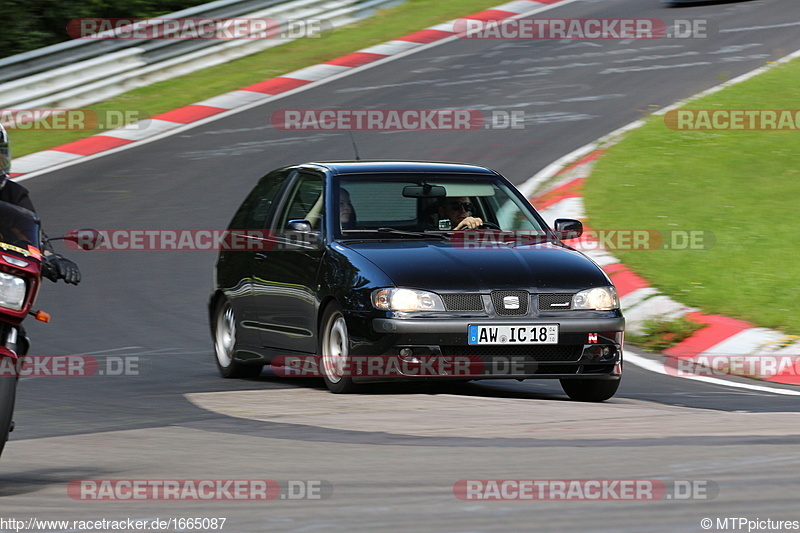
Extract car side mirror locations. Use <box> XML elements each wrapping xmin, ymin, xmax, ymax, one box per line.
<box><xmin>286</xmin><ymin>219</ymin><xmax>313</xmax><ymax>232</ymax></box>
<box><xmin>284</xmin><ymin>219</ymin><xmax>322</xmax><ymax>250</ymax></box>
<box><xmin>554</xmin><ymin>219</ymin><xmax>583</xmax><ymax>240</ymax></box>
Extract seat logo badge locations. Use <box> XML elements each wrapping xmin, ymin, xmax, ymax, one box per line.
<box><xmin>503</xmin><ymin>296</ymin><xmax>520</xmax><ymax>310</ymax></box>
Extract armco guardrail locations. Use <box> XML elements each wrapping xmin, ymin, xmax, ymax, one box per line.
<box><xmin>0</xmin><ymin>0</ymin><xmax>405</xmax><ymax>110</ymax></box>
<box><xmin>0</xmin><ymin>0</ymin><xmax>283</xmax><ymax>83</ymax></box>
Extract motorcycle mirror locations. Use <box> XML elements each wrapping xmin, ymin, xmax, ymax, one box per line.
<box><xmin>63</xmin><ymin>228</ymin><xmax>104</xmax><ymax>250</ymax></box>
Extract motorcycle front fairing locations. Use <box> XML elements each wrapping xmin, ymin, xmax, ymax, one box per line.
<box><xmin>0</xmin><ymin>201</ymin><xmax>43</xmax><ymax>325</ymax></box>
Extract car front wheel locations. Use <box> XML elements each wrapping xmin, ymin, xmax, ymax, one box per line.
<box><xmin>560</xmin><ymin>378</ymin><xmax>620</xmax><ymax>402</ymax></box>
<box><xmin>319</xmin><ymin>303</ymin><xmax>358</xmax><ymax>394</ymax></box>
<box><xmin>213</xmin><ymin>300</ymin><xmax>262</xmax><ymax>379</ymax></box>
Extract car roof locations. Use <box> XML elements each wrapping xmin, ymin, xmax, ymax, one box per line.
<box><xmin>297</xmin><ymin>160</ymin><xmax>500</xmax><ymax>176</ymax></box>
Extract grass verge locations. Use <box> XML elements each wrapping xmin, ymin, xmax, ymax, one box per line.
<box><xmin>626</xmin><ymin>317</ymin><xmax>706</xmax><ymax>353</ymax></box>
<box><xmin>11</xmin><ymin>0</ymin><xmax>508</xmax><ymax>157</ymax></box>
<box><xmin>585</xmin><ymin>58</ymin><xmax>800</xmax><ymax>333</ymax></box>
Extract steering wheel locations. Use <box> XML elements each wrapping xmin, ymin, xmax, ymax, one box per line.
<box><xmin>457</xmin><ymin>221</ymin><xmax>501</xmax><ymax>230</ymax></box>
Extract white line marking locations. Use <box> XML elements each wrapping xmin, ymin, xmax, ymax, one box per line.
<box><xmin>625</xmin><ymin>352</ymin><xmax>800</xmax><ymax>396</ymax></box>
<box><xmin>721</xmin><ymin>21</ymin><xmax>800</xmax><ymax>33</ymax></box>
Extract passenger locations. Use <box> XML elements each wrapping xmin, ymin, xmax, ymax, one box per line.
<box><xmin>340</xmin><ymin>188</ymin><xmax>357</xmax><ymax>229</ymax></box>
<box><xmin>438</xmin><ymin>196</ymin><xmax>483</xmax><ymax>230</ymax></box>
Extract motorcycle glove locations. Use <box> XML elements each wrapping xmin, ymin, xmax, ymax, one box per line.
<box><xmin>42</xmin><ymin>254</ymin><xmax>81</xmax><ymax>285</ymax></box>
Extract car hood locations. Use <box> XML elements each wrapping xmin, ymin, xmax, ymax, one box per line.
<box><xmin>342</xmin><ymin>240</ymin><xmax>610</xmax><ymax>291</ymax></box>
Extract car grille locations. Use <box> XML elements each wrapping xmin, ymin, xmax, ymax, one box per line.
<box><xmin>538</xmin><ymin>293</ymin><xmax>573</xmax><ymax>311</ymax></box>
<box><xmin>490</xmin><ymin>290</ymin><xmax>529</xmax><ymax>316</ymax></box>
<box><xmin>440</xmin><ymin>344</ymin><xmax>583</xmax><ymax>362</ymax></box>
<box><xmin>441</xmin><ymin>293</ymin><xmax>484</xmax><ymax>312</ymax></box>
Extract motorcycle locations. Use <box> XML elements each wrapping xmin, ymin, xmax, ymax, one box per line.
<box><xmin>0</xmin><ymin>200</ymin><xmax>101</xmax><ymax>457</ymax></box>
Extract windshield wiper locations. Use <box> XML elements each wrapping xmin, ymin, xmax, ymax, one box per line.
<box><xmin>377</xmin><ymin>228</ymin><xmax>449</xmax><ymax>239</ymax></box>
<box><xmin>341</xmin><ymin>228</ymin><xmax>447</xmax><ymax>240</ymax></box>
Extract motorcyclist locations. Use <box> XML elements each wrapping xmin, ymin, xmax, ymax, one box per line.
<box><xmin>0</xmin><ymin>124</ymin><xmax>80</xmax><ymax>284</ymax></box>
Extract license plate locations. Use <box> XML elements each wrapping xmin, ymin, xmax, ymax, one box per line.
<box><xmin>468</xmin><ymin>324</ymin><xmax>559</xmax><ymax>345</ymax></box>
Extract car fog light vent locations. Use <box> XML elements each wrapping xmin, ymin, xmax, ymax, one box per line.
<box><xmin>538</xmin><ymin>293</ymin><xmax>573</xmax><ymax>311</ymax></box>
<box><xmin>442</xmin><ymin>293</ymin><xmax>483</xmax><ymax>311</ymax></box>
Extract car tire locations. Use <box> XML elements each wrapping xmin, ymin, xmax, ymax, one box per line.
<box><xmin>319</xmin><ymin>302</ymin><xmax>358</xmax><ymax>394</ymax></box>
<box><xmin>560</xmin><ymin>378</ymin><xmax>620</xmax><ymax>402</ymax></box>
<box><xmin>213</xmin><ymin>300</ymin><xmax>263</xmax><ymax>379</ymax></box>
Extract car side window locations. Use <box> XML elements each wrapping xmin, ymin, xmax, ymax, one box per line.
<box><xmin>276</xmin><ymin>173</ymin><xmax>324</xmax><ymax>229</ymax></box>
<box><xmin>229</xmin><ymin>168</ymin><xmax>293</xmax><ymax>229</ymax></box>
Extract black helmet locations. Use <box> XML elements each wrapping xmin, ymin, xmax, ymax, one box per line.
<box><xmin>0</xmin><ymin>123</ymin><xmax>9</xmax><ymax>175</ymax></box>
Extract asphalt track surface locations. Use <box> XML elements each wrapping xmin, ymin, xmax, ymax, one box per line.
<box><xmin>3</xmin><ymin>0</ymin><xmax>800</xmax><ymax>531</ymax></box>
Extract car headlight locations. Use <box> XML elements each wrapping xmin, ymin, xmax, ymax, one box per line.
<box><xmin>572</xmin><ymin>287</ymin><xmax>619</xmax><ymax>311</ymax></box>
<box><xmin>372</xmin><ymin>288</ymin><xmax>445</xmax><ymax>311</ymax></box>
<box><xmin>0</xmin><ymin>271</ymin><xmax>26</xmax><ymax>311</ymax></box>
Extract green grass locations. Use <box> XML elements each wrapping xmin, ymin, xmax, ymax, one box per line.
<box><xmin>626</xmin><ymin>317</ymin><xmax>706</xmax><ymax>353</ymax></box>
<box><xmin>585</xmin><ymin>58</ymin><xmax>800</xmax><ymax>333</ymax></box>
<box><xmin>10</xmin><ymin>0</ymin><xmax>507</xmax><ymax>157</ymax></box>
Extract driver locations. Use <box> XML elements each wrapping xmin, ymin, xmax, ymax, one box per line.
<box><xmin>0</xmin><ymin>124</ymin><xmax>80</xmax><ymax>285</ymax></box>
<box><xmin>438</xmin><ymin>196</ymin><xmax>483</xmax><ymax>230</ymax></box>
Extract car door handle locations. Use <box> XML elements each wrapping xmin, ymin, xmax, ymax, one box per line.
<box><xmin>255</xmin><ymin>252</ymin><xmax>268</xmax><ymax>262</ymax></box>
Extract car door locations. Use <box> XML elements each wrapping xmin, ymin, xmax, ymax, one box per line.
<box><xmin>216</xmin><ymin>167</ymin><xmax>292</xmax><ymax>352</ymax></box>
<box><xmin>252</xmin><ymin>171</ymin><xmax>325</xmax><ymax>355</ymax></box>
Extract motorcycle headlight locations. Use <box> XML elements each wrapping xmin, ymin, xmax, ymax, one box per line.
<box><xmin>0</xmin><ymin>271</ymin><xmax>26</xmax><ymax>311</ymax></box>
<box><xmin>572</xmin><ymin>287</ymin><xmax>619</xmax><ymax>311</ymax></box>
<box><xmin>372</xmin><ymin>288</ymin><xmax>445</xmax><ymax>311</ymax></box>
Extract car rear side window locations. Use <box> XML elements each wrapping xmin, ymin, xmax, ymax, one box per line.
<box><xmin>229</xmin><ymin>169</ymin><xmax>293</xmax><ymax>229</ymax></box>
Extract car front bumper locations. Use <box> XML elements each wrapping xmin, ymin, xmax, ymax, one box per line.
<box><xmin>348</xmin><ymin>316</ymin><xmax>625</xmax><ymax>381</ymax></box>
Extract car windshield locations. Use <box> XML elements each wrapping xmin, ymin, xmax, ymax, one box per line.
<box><xmin>335</xmin><ymin>174</ymin><xmax>548</xmax><ymax>237</ymax></box>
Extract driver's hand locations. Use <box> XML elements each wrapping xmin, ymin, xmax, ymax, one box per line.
<box><xmin>454</xmin><ymin>216</ymin><xmax>483</xmax><ymax>230</ymax></box>
<box><xmin>42</xmin><ymin>254</ymin><xmax>81</xmax><ymax>285</ymax></box>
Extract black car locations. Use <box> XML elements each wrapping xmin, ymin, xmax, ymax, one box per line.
<box><xmin>209</xmin><ymin>161</ymin><xmax>624</xmax><ymax>401</ymax></box>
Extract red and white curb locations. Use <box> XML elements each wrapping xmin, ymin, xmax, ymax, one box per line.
<box><xmin>527</xmin><ymin>151</ymin><xmax>800</xmax><ymax>387</ymax></box>
<box><xmin>9</xmin><ymin>0</ymin><xmax>575</xmax><ymax>179</ymax></box>
<box><xmin>523</xmin><ymin>47</ymin><xmax>800</xmax><ymax>387</ymax></box>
